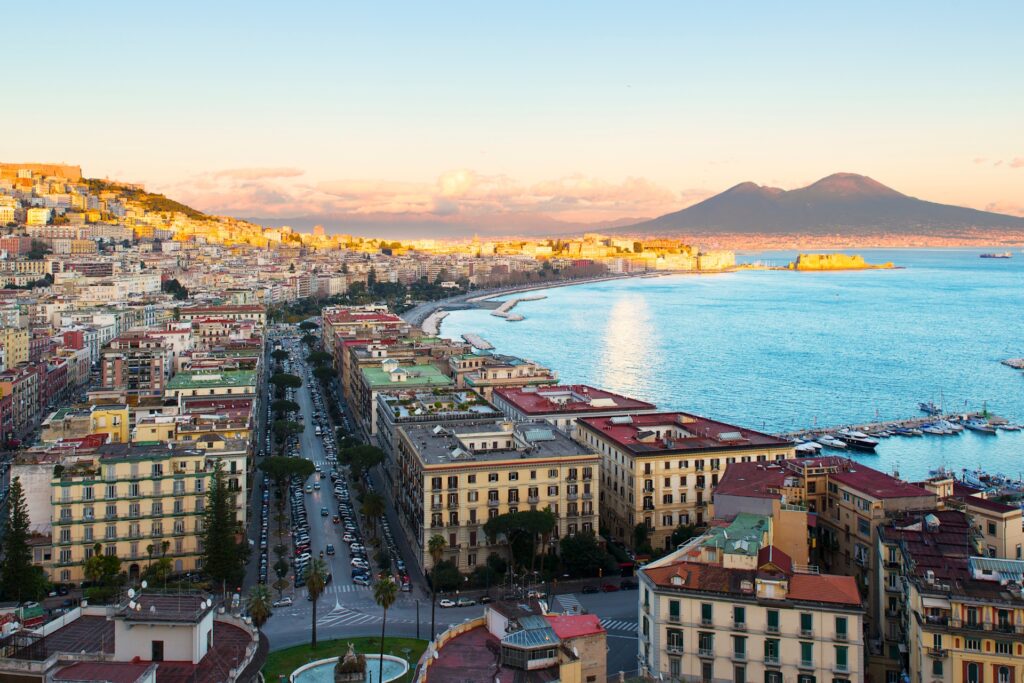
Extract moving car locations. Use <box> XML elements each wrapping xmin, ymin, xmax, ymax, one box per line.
<box><xmin>456</xmin><ymin>597</ymin><xmax>476</xmax><ymax>607</ymax></box>
<box><xmin>272</xmin><ymin>597</ymin><xmax>293</xmax><ymax>607</ymax></box>
<box><xmin>325</xmin><ymin>544</ymin><xmax>335</xmax><ymax>555</ymax></box>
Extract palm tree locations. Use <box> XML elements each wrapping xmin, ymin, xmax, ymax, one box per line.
<box><xmin>246</xmin><ymin>584</ymin><xmax>272</xmax><ymax>632</ymax></box>
<box><xmin>146</xmin><ymin>544</ymin><xmax>154</xmax><ymax>577</ymax></box>
<box><xmin>427</xmin><ymin>534</ymin><xmax>446</xmax><ymax>639</ymax></box>
<box><xmin>373</xmin><ymin>576</ymin><xmax>398</xmax><ymax>683</ymax></box>
<box><xmin>361</xmin><ymin>493</ymin><xmax>385</xmax><ymax>539</ymax></box>
<box><xmin>306</xmin><ymin>558</ymin><xmax>328</xmax><ymax>649</ymax></box>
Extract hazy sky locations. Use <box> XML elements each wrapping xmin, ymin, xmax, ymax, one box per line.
<box><xmin>3</xmin><ymin>1</ymin><xmax>1022</xmax><ymax>232</ymax></box>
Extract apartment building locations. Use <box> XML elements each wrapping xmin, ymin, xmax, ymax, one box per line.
<box><xmin>0</xmin><ymin>325</ymin><xmax>30</xmax><ymax>366</ymax></box>
<box><xmin>917</xmin><ymin>476</ymin><xmax>1024</xmax><ymax>561</ymax></box>
<box><xmin>178</xmin><ymin>304</ymin><xmax>267</xmax><ymax>327</ymax></box>
<box><xmin>448</xmin><ymin>352</ymin><xmax>557</xmax><ymax>400</ymax></box>
<box><xmin>0</xmin><ymin>365</ymin><xmax>40</xmax><ymax>439</ymax></box>
<box><xmin>100</xmin><ymin>332</ymin><xmax>171</xmax><ymax>399</ymax></box>
<box><xmin>878</xmin><ymin>510</ymin><xmax>1024</xmax><ymax>683</ymax></box>
<box><xmin>638</xmin><ymin>519</ymin><xmax>864</xmax><ymax>683</ymax></box>
<box><xmin>576</xmin><ymin>412</ymin><xmax>795</xmax><ymax>550</ymax></box>
<box><xmin>46</xmin><ymin>441</ymin><xmax>247</xmax><ymax>583</ymax></box>
<box><xmin>391</xmin><ymin>418</ymin><xmax>600</xmax><ymax>574</ymax></box>
<box><xmin>491</xmin><ymin>384</ymin><xmax>658</xmax><ymax>430</ymax></box>
<box><xmin>354</xmin><ymin>360</ymin><xmax>452</xmax><ymax>436</ymax></box>
<box><xmin>164</xmin><ymin>370</ymin><xmax>257</xmax><ymax>402</ymax></box>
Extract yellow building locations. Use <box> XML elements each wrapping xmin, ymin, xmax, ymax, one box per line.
<box><xmin>392</xmin><ymin>419</ymin><xmax>600</xmax><ymax>575</ymax></box>
<box><xmin>639</xmin><ymin>519</ymin><xmax>864</xmax><ymax>683</ymax></box>
<box><xmin>882</xmin><ymin>512</ymin><xmax>1024</xmax><ymax>683</ymax></box>
<box><xmin>47</xmin><ymin>441</ymin><xmax>248</xmax><ymax>584</ymax></box>
<box><xmin>0</xmin><ymin>326</ymin><xmax>30</xmax><ymax>366</ymax></box>
<box><xmin>575</xmin><ymin>413</ymin><xmax>795</xmax><ymax>551</ymax></box>
<box><xmin>89</xmin><ymin>404</ymin><xmax>130</xmax><ymax>444</ymax></box>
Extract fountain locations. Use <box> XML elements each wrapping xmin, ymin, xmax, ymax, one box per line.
<box><xmin>290</xmin><ymin>643</ymin><xmax>409</xmax><ymax>683</ymax></box>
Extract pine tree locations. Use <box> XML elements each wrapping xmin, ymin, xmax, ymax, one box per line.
<box><xmin>1</xmin><ymin>478</ymin><xmax>39</xmax><ymax>602</ymax></box>
<box><xmin>201</xmin><ymin>460</ymin><xmax>246</xmax><ymax>593</ymax></box>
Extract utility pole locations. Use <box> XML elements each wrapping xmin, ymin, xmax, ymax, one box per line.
<box><xmin>415</xmin><ymin>599</ymin><xmax>420</xmax><ymax>639</ymax></box>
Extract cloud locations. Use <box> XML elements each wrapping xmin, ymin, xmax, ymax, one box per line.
<box><xmin>972</xmin><ymin>157</ymin><xmax>988</xmax><ymax>164</ymax></box>
<box><xmin>1010</xmin><ymin>158</ymin><xmax>1024</xmax><ymax>169</ymax></box>
<box><xmin>984</xmin><ymin>201</ymin><xmax>1024</xmax><ymax>217</ymax></box>
<box><xmin>162</xmin><ymin>168</ymin><xmax>697</xmax><ymax>229</ymax></box>
<box><xmin>213</xmin><ymin>167</ymin><xmax>305</xmax><ymax>180</ymax></box>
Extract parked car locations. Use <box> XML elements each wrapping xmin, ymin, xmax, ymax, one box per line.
<box><xmin>619</xmin><ymin>579</ymin><xmax>637</xmax><ymax>590</ymax></box>
<box><xmin>581</xmin><ymin>585</ymin><xmax>600</xmax><ymax>594</ymax></box>
<box><xmin>601</xmin><ymin>583</ymin><xmax>620</xmax><ymax>593</ymax></box>
<box><xmin>456</xmin><ymin>597</ymin><xmax>476</xmax><ymax>607</ymax></box>
<box><xmin>438</xmin><ymin>598</ymin><xmax>456</xmax><ymax>608</ymax></box>
<box><xmin>272</xmin><ymin>597</ymin><xmax>293</xmax><ymax>607</ymax></box>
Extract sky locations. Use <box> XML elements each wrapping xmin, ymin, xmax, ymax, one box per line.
<box><xmin>2</xmin><ymin>1</ymin><xmax>1022</xmax><ymax>235</ymax></box>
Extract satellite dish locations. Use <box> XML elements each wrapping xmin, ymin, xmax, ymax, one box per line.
<box><xmin>141</xmin><ymin>581</ymin><xmax>148</xmax><ymax>589</ymax></box>
<box><xmin>128</xmin><ymin>588</ymin><xmax>136</xmax><ymax>599</ymax></box>
<box><xmin>128</xmin><ymin>601</ymin><xmax>137</xmax><ymax>610</ymax></box>
<box><xmin>150</xmin><ymin>605</ymin><xmax>156</xmax><ymax>613</ymax></box>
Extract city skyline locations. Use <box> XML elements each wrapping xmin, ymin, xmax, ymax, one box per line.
<box><xmin>3</xmin><ymin>1</ymin><xmax>1023</xmax><ymax>233</ymax></box>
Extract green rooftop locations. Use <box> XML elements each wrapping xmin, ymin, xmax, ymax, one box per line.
<box><xmin>167</xmin><ymin>370</ymin><xmax>257</xmax><ymax>390</ymax></box>
<box><xmin>701</xmin><ymin>512</ymin><xmax>769</xmax><ymax>557</ymax></box>
<box><xmin>362</xmin><ymin>363</ymin><xmax>452</xmax><ymax>390</ymax></box>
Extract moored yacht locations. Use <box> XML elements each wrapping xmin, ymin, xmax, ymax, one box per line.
<box><xmin>836</xmin><ymin>429</ymin><xmax>879</xmax><ymax>452</ymax></box>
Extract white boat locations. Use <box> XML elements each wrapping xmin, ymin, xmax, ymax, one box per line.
<box><xmin>921</xmin><ymin>424</ymin><xmax>947</xmax><ymax>435</ymax></box>
<box><xmin>817</xmin><ymin>435</ymin><xmax>848</xmax><ymax>449</ymax></box>
<box><xmin>937</xmin><ymin>420</ymin><xmax>963</xmax><ymax>433</ymax></box>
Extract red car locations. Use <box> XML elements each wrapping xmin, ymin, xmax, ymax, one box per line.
<box><xmin>332</xmin><ymin>515</ymin><xmax>341</xmax><ymax>524</ymax></box>
<box><xmin>601</xmin><ymin>583</ymin><xmax>620</xmax><ymax>593</ymax></box>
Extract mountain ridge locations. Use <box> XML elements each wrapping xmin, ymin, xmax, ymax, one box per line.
<box><xmin>624</xmin><ymin>173</ymin><xmax>1024</xmax><ymax>234</ymax></box>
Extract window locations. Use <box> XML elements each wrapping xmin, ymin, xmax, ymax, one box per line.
<box><xmin>835</xmin><ymin>616</ymin><xmax>847</xmax><ymax>639</ymax></box>
<box><xmin>800</xmin><ymin>642</ymin><xmax>813</xmax><ymax>667</ymax></box>
<box><xmin>669</xmin><ymin>658</ymin><xmax>681</xmax><ymax>677</ymax></box>
<box><xmin>764</xmin><ymin>639</ymin><xmax>780</xmax><ymax>665</ymax></box>
<box><xmin>488</xmin><ymin>473</ymin><xmax>498</xmax><ymax>482</ymax></box>
<box><xmin>800</xmin><ymin>612</ymin><xmax>813</xmax><ymax>634</ymax></box>
<box><xmin>734</xmin><ymin>665</ymin><xmax>746</xmax><ymax>683</ymax></box>
<box><xmin>966</xmin><ymin>663</ymin><xmax>980</xmax><ymax>683</ymax></box>
<box><xmin>994</xmin><ymin>641</ymin><xmax>1012</xmax><ymax>655</ymax></box>
<box><xmin>932</xmin><ymin>661</ymin><xmax>943</xmax><ymax>676</ymax></box>
<box><xmin>798</xmin><ymin>677</ymin><xmax>816</xmax><ymax>683</ymax></box>
<box><xmin>733</xmin><ymin>635</ymin><xmax>746</xmax><ymax>659</ymax></box>
<box><xmin>508</xmin><ymin>472</ymin><xmax>518</xmax><ymax>481</ymax></box>
<box><xmin>701</xmin><ymin>603</ymin><xmax>713</xmax><ymax>624</ymax></box>
<box><xmin>998</xmin><ymin>667</ymin><xmax>1011</xmax><ymax>683</ymax></box>
<box><xmin>698</xmin><ymin>631</ymin><xmax>714</xmax><ymax>656</ymax></box>
<box><xmin>733</xmin><ymin>606</ymin><xmax>746</xmax><ymax>629</ymax></box>
<box><xmin>767</xmin><ymin>610</ymin><xmax>779</xmax><ymax>632</ymax></box>
<box><xmin>765</xmin><ymin>673</ymin><xmax>782</xmax><ymax>683</ymax></box>
<box><xmin>858</xmin><ymin>518</ymin><xmax>870</xmax><ymax>536</ymax></box>
<box><xmin>965</xmin><ymin>638</ymin><xmax>981</xmax><ymax>651</ymax></box>
<box><xmin>988</xmin><ymin>521</ymin><xmax>997</xmax><ymax>535</ymax></box>
<box><xmin>834</xmin><ymin>646</ymin><xmax>848</xmax><ymax>672</ymax></box>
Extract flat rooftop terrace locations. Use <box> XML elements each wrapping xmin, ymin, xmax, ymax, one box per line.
<box><xmin>401</xmin><ymin>420</ymin><xmax>595</xmax><ymax>465</ymax></box>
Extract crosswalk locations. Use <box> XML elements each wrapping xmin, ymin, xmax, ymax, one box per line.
<box><xmin>316</xmin><ymin>604</ymin><xmax>383</xmax><ymax>628</ymax></box>
<box><xmin>600</xmin><ymin>618</ymin><xmax>638</xmax><ymax>633</ymax></box>
<box><xmin>323</xmin><ymin>583</ymin><xmax>371</xmax><ymax>595</ymax></box>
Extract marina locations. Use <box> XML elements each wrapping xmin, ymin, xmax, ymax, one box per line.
<box><xmin>461</xmin><ymin>333</ymin><xmax>494</xmax><ymax>350</ymax></box>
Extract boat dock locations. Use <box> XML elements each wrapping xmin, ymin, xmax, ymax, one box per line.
<box><xmin>461</xmin><ymin>333</ymin><xmax>494</xmax><ymax>350</ymax></box>
<box><xmin>1002</xmin><ymin>358</ymin><xmax>1024</xmax><ymax>370</ymax></box>
<box><xmin>778</xmin><ymin>411</ymin><xmax>1004</xmax><ymax>441</ymax></box>
<box><xmin>490</xmin><ymin>295</ymin><xmax>547</xmax><ymax>321</ymax></box>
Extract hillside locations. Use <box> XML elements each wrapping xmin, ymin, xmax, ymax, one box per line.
<box><xmin>625</xmin><ymin>173</ymin><xmax>1024</xmax><ymax>234</ymax></box>
<box><xmin>85</xmin><ymin>178</ymin><xmax>210</xmax><ymax>220</ymax></box>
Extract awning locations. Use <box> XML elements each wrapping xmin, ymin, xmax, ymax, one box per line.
<box><xmin>922</xmin><ymin>597</ymin><xmax>950</xmax><ymax>609</ymax></box>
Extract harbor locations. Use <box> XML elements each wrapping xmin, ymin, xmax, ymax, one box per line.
<box><xmin>489</xmin><ymin>294</ymin><xmax>547</xmax><ymax>321</ymax></box>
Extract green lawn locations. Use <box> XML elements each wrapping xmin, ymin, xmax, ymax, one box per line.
<box><xmin>263</xmin><ymin>636</ymin><xmax>427</xmax><ymax>683</ymax></box>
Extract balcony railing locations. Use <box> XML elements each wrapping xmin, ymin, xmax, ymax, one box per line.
<box><xmin>764</xmin><ymin>655</ymin><xmax>780</xmax><ymax>666</ymax></box>
<box><xmin>697</xmin><ymin>648</ymin><xmax>714</xmax><ymax>659</ymax></box>
<box><xmin>732</xmin><ymin>651</ymin><xmax>746</xmax><ymax>662</ymax></box>
<box><xmin>667</xmin><ymin>643</ymin><xmax>684</xmax><ymax>655</ymax></box>
<box><xmin>487</xmin><ymin>500</ymin><xmax>500</xmax><ymax>507</ymax></box>
<box><xmin>926</xmin><ymin>647</ymin><xmax>948</xmax><ymax>658</ymax></box>
<box><xmin>799</xmin><ymin>660</ymin><xmax>815</xmax><ymax>670</ymax></box>
<box><xmin>732</xmin><ymin>622</ymin><xmax>747</xmax><ymax>631</ymax></box>
<box><xmin>668</xmin><ymin>614</ymin><xmax>681</xmax><ymax>624</ymax></box>
<box><xmin>833</xmin><ymin>663</ymin><xmax>850</xmax><ymax>674</ymax></box>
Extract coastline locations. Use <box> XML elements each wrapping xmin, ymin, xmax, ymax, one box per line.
<box><xmin>404</xmin><ymin>274</ymin><xmax>638</xmax><ymax>334</ymax></box>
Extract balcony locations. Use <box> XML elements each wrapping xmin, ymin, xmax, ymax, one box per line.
<box><xmin>701</xmin><ymin>618</ymin><xmax>713</xmax><ymax>627</ymax></box>
<box><xmin>582</xmin><ymin>492</ymin><xmax>593</xmax><ymax>500</ymax></box>
<box><xmin>527</xmin><ymin>496</ymin><xmax>540</xmax><ymax>504</ymax></box>
<box><xmin>767</xmin><ymin>624</ymin><xmax>779</xmax><ymax>634</ymax></box>
<box><xmin>567</xmin><ymin>492</ymin><xmax>578</xmax><ymax>501</ymax></box>
<box><xmin>667</xmin><ymin>643</ymin><xmax>684</xmax><ymax>655</ymax></box>
<box><xmin>799</xmin><ymin>660</ymin><xmax>815</xmax><ymax>670</ymax></box>
<box><xmin>800</xmin><ymin>629</ymin><xmax>814</xmax><ymax>638</ymax></box>
<box><xmin>642</xmin><ymin>504</ymin><xmax>655</xmax><ymax>511</ymax></box>
<box><xmin>487</xmin><ymin>500</ymin><xmax>500</xmax><ymax>508</ymax></box>
<box><xmin>764</xmin><ymin>655</ymin><xmax>780</xmax><ymax>667</ymax></box>
<box><xmin>430</xmin><ymin>503</ymin><xmax>443</xmax><ymax>511</ymax></box>
<box><xmin>833</xmin><ymin>663</ymin><xmax>850</xmax><ymax>674</ymax></box>
<box><xmin>835</xmin><ymin>631</ymin><xmax>848</xmax><ymax>641</ymax></box>
<box><xmin>668</xmin><ymin>614</ymin><xmax>681</xmax><ymax>624</ymax></box>
<box><xmin>697</xmin><ymin>648</ymin><xmax>714</xmax><ymax>659</ymax></box>
<box><xmin>732</xmin><ymin>622</ymin><xmax>747</xmax><ymax>631</ymax></box>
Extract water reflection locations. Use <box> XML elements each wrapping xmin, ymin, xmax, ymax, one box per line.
<box><xmin>598</xmin><ymin>294</ymin><xmax>656</xmax><ymax>397</ymax></box>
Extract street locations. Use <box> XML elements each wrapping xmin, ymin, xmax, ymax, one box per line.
<box><xmin>254</xmin><ymin>333</ymin><xmax>640</xmax><ymax>676</ymax></box>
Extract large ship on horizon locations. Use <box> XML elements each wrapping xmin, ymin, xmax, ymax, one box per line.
<box><xmin>980</xmin><ymin>252</ymin><xmax>1013</xmax><ymax>258</ymax></box>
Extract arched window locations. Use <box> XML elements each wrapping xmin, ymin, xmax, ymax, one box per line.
<box><xmin>998</xmin><ymin>667</ymin><xmax>1010</xmax><ymax>683</ymax></box>
<box><xmin>966</xmin><ymin>663</ymin><xmax>980</xmax><ymax>683</ymax></box>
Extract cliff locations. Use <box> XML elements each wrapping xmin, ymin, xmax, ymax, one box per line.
<box><xmin>787</xmin><ymin>253</ymin><xmax>894</xmax><ymax>271</ymax></box>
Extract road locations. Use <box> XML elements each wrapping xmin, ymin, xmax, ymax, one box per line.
<box><xmin>256</xmin><ymin>335</ymin><xmax>640</xmax><ymax>676</ymax></box>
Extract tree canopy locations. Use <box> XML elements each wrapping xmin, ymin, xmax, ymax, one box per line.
<box><xmin>558</xmin><ymin>532</ymin><xmax>617</xmax><ymax>578</ymax></box>
<box><xmin>306</xmin><ymin>350</ymin><xmax>332</xmax><ymax>366</ymax></box>
<box><xmin>259</xmin><ymin>456</ymin><xmax>315</xmax><ymax>485</ymax></box>
<box><xmin>483</xmin><ymin>509</ymin><xmax>556</xmax><ymax>569</ymax></box>
<box><xmin>0</xmin><ymin>478</ymin><xmax>47</xmax><ymax>602</ymax></box>
<box><xmin>298</xmin><ymin>321</ymin><xmax>320</xmax><ymax>332</ymax></box>
<box><xmin>342</xmin><ymin>444</ymin><xmax>385</xmax><ymax>478</ymax></box>
<box><xmin>271</xmin><ymin>398</ymin><xmax>299</xmax><ymax>415</ymax></box>
<box><xmin>270</xmin><ymin>372</ymin><xmax>302</xmax><ymax>390</ymax></box>
<box><xmin>201</xmin><ymin>460</ymin><xmax>248</xmax><ymax>589</ymax></box>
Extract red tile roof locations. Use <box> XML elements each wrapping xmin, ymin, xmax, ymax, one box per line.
<box><xmin>788</xmin><ymin>574</ymin><xmax>861</xmax><ymax>606</ymax></box>
<box><xmin>578</xmin><ymin>412</ymin><xmax>792</xmax><ymax>455</ymax></box>
<box><xmin>714</xmin><ymin>461</ymin><xmax>790</xmax><ymax>499</ymax></box>
<box><xmin>56</xmin><ymin>663</ymin><xmax>152</xmax><ymax>683</ymax></box>
<box><xmin>493</xmin><ymin>385</ymin><xmax>655</xmax><ymax>416</ymax></box>
<box><xmin>545</xmin><ymin>613</ymin><xmax>605</xmax><ymax>639</ymax></box>
<box><xmin>757</xmin><ymin>546</ymin><xmax>793</xmax><ymax>574</ymax></box>
<box><xmin>830</xmin><ymin>466</ymin><xmax>932</xmax><ymax>500</ymax></box>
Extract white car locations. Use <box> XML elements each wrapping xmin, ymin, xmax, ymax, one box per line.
<box><xmin>272</xmin><ymin>597</ymin><xmax>293</xmax><ymax>607</ymax></box>
<box><xmin>438</xmin><ymin>598</ymin><xmax>456</xmax><ymax>608</ymax></box>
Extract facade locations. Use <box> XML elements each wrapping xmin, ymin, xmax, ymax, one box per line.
<box><xmin>355</xmin><ymin>360</ymin><xmax>452</xmax><ymax>436</ymax></box>
<box><xmin>392</xmin><ymin>418</ymin><xmax>600</xmax><ymax>574</ymax></box>
<box><xmin>491</xmin><ymin>383</ymin><xmax>659</xmax><ymax>430</ymax></box>
<box><xmin>878</xmin><ymin>510</ymin><xmax>1024</xmax><ymax>683</ymax></box>
<box><xmin>576</xmin><ymin>412</ymin><xmax>795</xmax><ymax>550</ymax></box>
<box><xmin>100</xmin><ymin>332</ymin><xmax>171</xmax><ymax>399</ymax></box>
<box><xmin>165</xmin><ymin>370</ymin><xmax>256</xmax><ymax>401</ymax></box>
<box><xmin>639</xmin><ymin>523</ymin><xmax>864</xmax><ymax>683</ymax></box>
<box><xmin>448</xmin><ymin>351</ymin><xmax>557</xmax><ymax>400</ymax></box>
<box><xmin>46</xmin><ymin>441</ymin><xmax>247</xmax><ymax>583</ymax></box>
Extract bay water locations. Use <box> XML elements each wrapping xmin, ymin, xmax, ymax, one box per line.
<box><xmin>440</xmin><ymin>248</ymin><xmax>1024</xmax><ymax>481</ymax></box>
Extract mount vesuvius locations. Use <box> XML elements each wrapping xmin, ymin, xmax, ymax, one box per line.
<box><xmin>624</xmin><ymin>173</ymin><xmax>1024</xmax><ymax>234</ymax></box>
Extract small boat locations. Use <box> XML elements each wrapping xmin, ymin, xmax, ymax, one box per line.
<box><xmin>837</xmin><ymin>429</ymin><xmax>879</xmax><ymax>452</ymax></box>
<box><xmin>795</xmin><ymin>442</ymin><xmax>822</xmax><ymax>456</ymax></box>
<box><xmin>921</xmin><ymin>423</ymin><xmax>948</xmax><ymax>435</ymax></box>
<box><xmin>964</xmin><ymin>419</ymin><xmax>998</xmax><ymax>434</ymax></box>
<box><xmin>936</xmin><ymin>419</ymin><xmax>963</xmax><ymax>433</ymax></box>
<box><xmin>816</xmin><ymin>434</ymin><xmax>847</xmax><ymax>449</ymax></box>
<box><xmin>998</xmin><ymin>424</ymin><xmax>1021</xmax><ymax>432</ymax></box>
<box><xmin>892</xmin><ymin>427</ymin><xmax>923</xmax><ymax>437</ymax></box>
<box><xmin>980</xmin><ymin>252</ymin><xmax>1012</xmax><ymax>259</ymax></box>
<box><xmin>919</xmin><ymin>401</ymin><xmax>942</xmax><ymax>415</ymax></box>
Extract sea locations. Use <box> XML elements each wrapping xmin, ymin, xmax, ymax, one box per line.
<box><xmin>439</xmin><ymin>248</ymin><xmax>1024</xmax><ymax>482</ymax></box>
